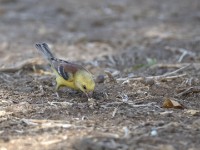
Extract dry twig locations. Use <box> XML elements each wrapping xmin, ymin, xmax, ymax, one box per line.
<box><xmin>101</xmin><ymin>101</ymin><xmax>158</xmax><ymax>109</ymax></box>
<box><xmin>117</xmin><ymin>74</ymin><xmax>186</xmax><ymax>82</ymax></box>
<box><xmin>0</xmin><ymin>58</ymin><xmax>43</xmax><ymax>72</ymax></box>
<box><xmin>112</xmin><ymin>107</ymin><xmax>119</xmax><ymax>118</ymax></box>
<box><xmin>162</xmin><ymin>64</ymin><xmax>190</xmax><ymax>77</ymax></box>
<box><xmin>176</xmin><ymin>86</ymin><xmax>200</xmax><ymax>96</ymax></box>
<box><xmin>117</xmin><ymin>63</ymin><xmax>190</xmax><ymax>83</ymax></box>
<box><xmin>165</xmin><ymin>46</ymin><xmax>195</xmax><ymax>62</ymax></box>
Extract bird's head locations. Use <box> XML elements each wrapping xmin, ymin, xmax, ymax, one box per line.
<box><xmin>75</xmin><ymin>70</ymin><xmax>95</xmax><ymax>97</ymax></box>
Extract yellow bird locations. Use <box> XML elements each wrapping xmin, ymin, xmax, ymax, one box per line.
<box><xmin>35</xmin><ymin>43</ymin><xmax>95</xmax><ymax>97</ymax></box>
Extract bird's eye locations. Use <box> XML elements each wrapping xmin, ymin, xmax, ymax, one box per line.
<box><xmin>82</xmin><ymin>85</ymin><xmax>87</xmax><ymax>90</ymax></box>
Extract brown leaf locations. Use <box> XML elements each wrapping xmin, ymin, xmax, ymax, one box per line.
<box><xmin>0</xmin><ymin>110</ymin><xmax>13</xmax><ymax>117</ymax></box>
<box><xmin>185</xmin><ymin>109</ymin><xmax>200</xmax><ymax>116</ymax></box>
<box><xmin>162</xmin><ymin>98</ymin><xmax>184</xmax><ymax>109</ymax></box>
<box><xmin>158</xmin><ymin>144</ymin><xmax>176</xmax><ymax>150</ymax></box>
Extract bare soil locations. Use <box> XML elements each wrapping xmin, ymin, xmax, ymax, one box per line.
<box><xmin>0</xmin><ymin>0</ymin><xmax>200</xmax><ymax>150</ymax></box>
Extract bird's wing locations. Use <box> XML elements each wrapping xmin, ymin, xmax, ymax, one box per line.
<box><xmin>51</xmin><ymin>58</ymin><xmax>83</xmax><ymax>81</ymax></box>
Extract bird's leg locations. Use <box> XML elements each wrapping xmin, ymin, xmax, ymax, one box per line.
<box><xmin>83</xmin><ymin>92</ymin><xmax>89</xmax><ymax>99</ymax></box>
<box><xmin>55</xmin><ymin>82</ymin><xmax>61</xmax><ymax>98</ymax></box>
<box><xmin>55</xmin><ymin>84</ymin><xmax>60</xmax><ymax>91</ymax></box>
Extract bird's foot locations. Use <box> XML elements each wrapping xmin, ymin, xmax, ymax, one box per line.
<box><xmin>53</xmin><ymin>92</ymin><xmax>60</xmax><ymax>99</ymax></box>
<box><xmin>56</xmin><ymin>92</ymin><xmax>60</xmax><ymax>98</ymax></box>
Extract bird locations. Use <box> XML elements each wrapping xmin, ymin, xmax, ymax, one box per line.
<box><xmin>35</xmin><ymin>43</ymin><xmax>95</xmax><ymax>98</ymax></box>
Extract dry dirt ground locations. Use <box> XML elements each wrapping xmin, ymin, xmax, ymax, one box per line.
<box><xmin>0</xmin><ymin>0</ymin><xmax>200</xmax><ymax>150</ymax></box>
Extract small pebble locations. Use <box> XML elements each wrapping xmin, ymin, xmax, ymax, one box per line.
<box><xmin>95</xmin><ymin>75</ymin><xmax>105</xmax><ymax>83</ymax></box>
<box><xmin>151</xmin><ymin>128</ymin><xmax>158</xmax><ymax>136</ymax></box>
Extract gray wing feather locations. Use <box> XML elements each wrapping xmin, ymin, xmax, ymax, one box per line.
<box><xmin>35</xmin><ymin>43</ymin><xmax>55</xmax><ymax>62</ymax></box>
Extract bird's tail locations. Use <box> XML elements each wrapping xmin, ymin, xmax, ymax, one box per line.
<box><xmin>35</xmin><ymin>43</ymin><xmax>55</xmax><ymax>63</ymax></box>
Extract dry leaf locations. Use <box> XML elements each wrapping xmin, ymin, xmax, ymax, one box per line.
<box><xmin>88</xmin><ymin>98</ymin><xmax>96</xmax><ymax>109</ymax></box>
<box><xmin>162</xmin><ymin>98</ymin><xmax>184</xmax><ymax>109</ymax></box>
<box><xmin>0</xmin><ymin>110</ymin><xmax>13</xmax><ymax>117</ymax></box>
<box><xmin>105</xmin><ymin>71</ymin><xmax>117</xmax><ymax>83</ymax></box>
<box><xmin>185</xmin><ymin>109</ymin><xmax>200</xmax><ymax>116</ymax></box>
<box><xmin>192</xmin><ymin>119</ymin><xmax>200</xmax><ymax>129</ymax></box>
<box><xmin>158</xmin><ymin>144</ymin><xmax>176</xmax><ymax>150</ymax></box>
